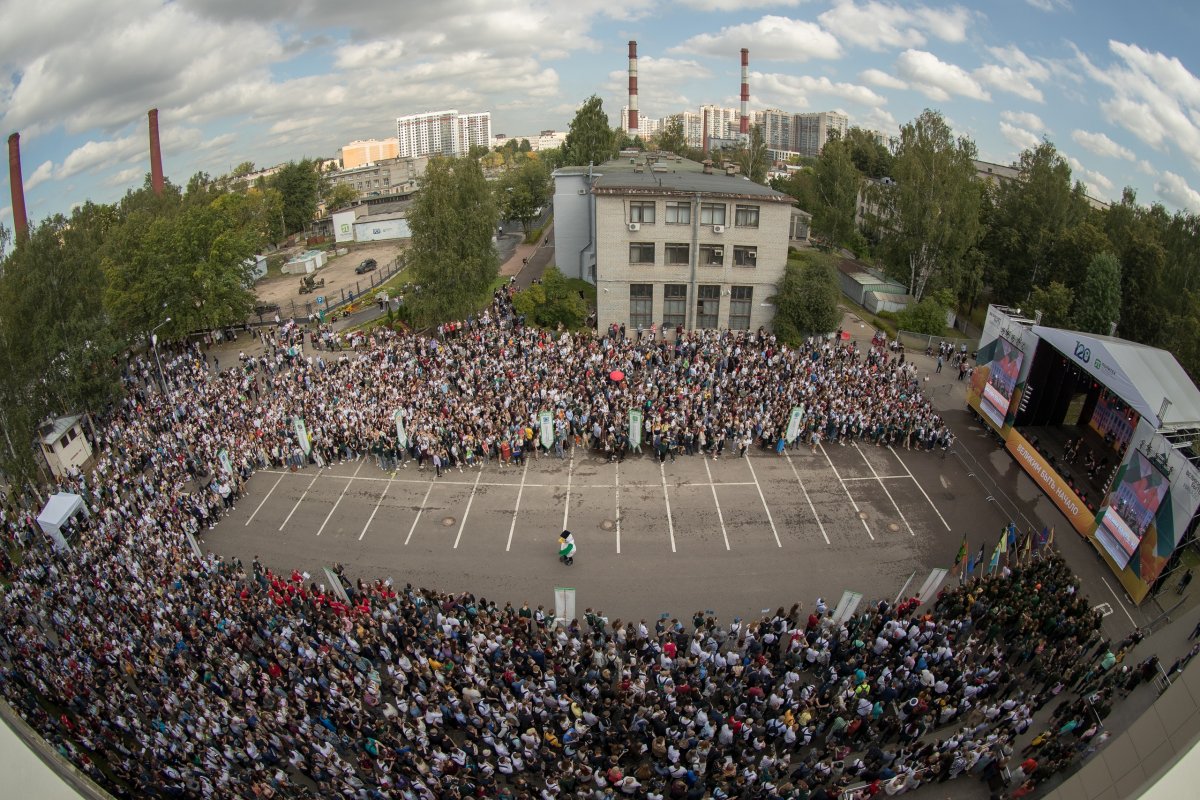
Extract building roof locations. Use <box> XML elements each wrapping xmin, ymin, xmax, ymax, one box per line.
<box><xmin>592</xmin><ymin>168</ymin><xmax>793</xmax><ymax>202</ymax></box>
<box><xmin>837</xmin><ymin>259</ymin><xmax>908</xmax><ymax>291</ymax></box>
<box><xmin>356</xmin><ymin>203</ymin><xmax>412</xmax><ymax>224</ymax></box>
<box><xmin>39</xmin><ymin>415</ymin><xmax>82</xmax><ymax>445</ymax></box>
<box><xmin>1032</xmin><ymin>325</ymin><xmax>1200</xmax><ymax>429</ymax></box>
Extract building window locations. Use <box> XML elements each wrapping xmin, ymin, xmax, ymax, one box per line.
<box><xmin>729</xmin><ymin>286</ymin><xmax>752</xmax><ymax>330</ymax></box>
<box><xmin>696</xmin><ymin>285</ymin><xmax>720</xmax><ymax>329</ymax></box>
<box><xmin>665</xmin><ymin>201</ymin><xmax>691</xmax><ymax>224</ymax></box>
<box><xmin>700</xmin><ymin>203</ymin><xmax>726</xmax><ymax>225</ymax></box>
<box><xmin>629</xmin><ymin>201</ymin><xmax>656</xmax><ymax>224</ymax></box>
<box><xmin>665</xmin><ymin>244</ymin><xmax>690</xmax><ymax>266</ymax></box>
<box><xmin>734</xmin><ymin>205</ymin><xmax>760</xmax><ymax>227</ymax></box>
<box><xmin>663</xmin><ymin>284</ymin><xmax>687</xmax><ymax>328</ymax></box>
<box><xmin>699</xmin><ymin>245</ymin><xmax>724</xmax><ymax>267</ymax></box>
<box><xmin>629</xmin><ymin>284</ymin><xmax>653</xmax><ymax>328</ymax></box>
<box><xmin>733</xmin><ymin>246</ymin><xmax>757</xmax><ymax>267</ymax></box>
<box><xmin>629</xmin><ymin>242</ymin><xmax>655</xmax><ymax>264</ymax></box>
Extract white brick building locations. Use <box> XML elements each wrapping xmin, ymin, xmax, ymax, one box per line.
<box><xmin>396</xmin><ymin>110</ymin><xmax>492</xmax><ymax>158</ymax></box>
<box><xmin>562</xmin><ymin>157</ymin><xmax>804</xmax><ymax>333</ymax></box>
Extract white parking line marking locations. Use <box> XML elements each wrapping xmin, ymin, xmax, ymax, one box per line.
<box><xmin>784</xmin><ymin>452</ymin><xmax>830</xmax><ymax>545</ymax></box>
<box><xmin>279</xmin><ymin>469</ymin><xmax>323</xmax><ymax>531</ymax></box>
<box><xmin>818</xmin><ymin>443</ymin><xmax>874</xmax><ymax>540</ymax></box>
<box><xmin>888</xmin><ymin>446</ymin><xmax>952</xmax><ymax>531</ymax></box>
<box><xmin>660</xmin><ymin>462</ymin><xmax>677</xmax><ymax>553</ymax></box>
<box><xmin>704</xmin><ymin>458</ymin><xmax>732</xmax><ymax>550</ymax></box>
<box><xmin>317</xmin><ymin>459</ymin><xmax>366</xmax><ymax>536</ymax></box>
<box><xmin>506</xmin><ymin>460</ymin><xmax>529</xmax><ymax>552</ymax></box>
<box><xmin>745</xmin><ymin>455</ymin><xmax>782</xmax><ymax>548</ymax></box>
<box><xmin>841</xmin><ymin>475</ymin><xmax>909</xmax><ymax>481</ymax></box>
<box><xmin>453</xmin><ymin>470</ymin><xmax>484</xmax><ymax>549</ymax></box>
<box><xmin>246</xmin><ymin>472</ymin><xmax>286</xmax><ymax>526</ymax></box>
<box><xmin>360</xmin><ymin>473</ymin><xmax>392</xmax><ymax>541</ymax></box>
<box><xmin>853</xmin><ymin>444</ymin><xmax>914</xmax><ymax>536</ymax></box>
<box><xmin>404</xmin><ymin>483</ymin><xmax>434</xmax><ymax>545</ymax></box>
<box><xmin>1101</xmin><ymin>576</ymin><xmax>1139</xmax><ymax>628</ymax></box>
<box><xmin>614</xmin><ymin>461</ymin><xmax>621</xmax><ymax>554</ymax></box>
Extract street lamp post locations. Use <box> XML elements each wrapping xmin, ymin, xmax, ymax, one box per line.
<box><xmin>151</xmin><ymin>317</ymin><xmax>172</xmax><ymax>398</ymax></box>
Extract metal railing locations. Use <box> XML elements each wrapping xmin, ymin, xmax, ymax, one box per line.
<box><xmin>258</xmin><ymin>255</ymin><xmax>407</xmax><ymax>325</ymax></box>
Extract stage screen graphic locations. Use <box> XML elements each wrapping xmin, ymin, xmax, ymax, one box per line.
<box><xmin>980</xmin><ymin>337</ymin><xmax>1025</xmax><ymax>429</ymax></box>
<box><xmin>1096</xmin><ymin>451</ymin><xmax>1170</xmax><ymax>569</ymax></box>
<box><xmin>1088</xmin><ymin>390</ymin><xmax>1138</xmax><ymax>452</ymax></box>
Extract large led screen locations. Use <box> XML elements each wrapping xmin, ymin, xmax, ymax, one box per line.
<box><xmin>1096</xmin><ymin>451</ymin><xmax>1170</xmax><ymax>569</ymax></box>
<box><xmin>980</xmin><ymin>336</ymin><xmax>1025</xmax><ymax>429</ymax></box>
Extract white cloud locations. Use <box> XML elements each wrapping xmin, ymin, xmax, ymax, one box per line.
<box><xmin>672</xmin><ymin>16</ymin><xmax>842</xmax><ymax>62</ymax></box>
<box><xmin>1071</xmin><ymin>129</ymin><xmax>1135</xmax><ymax>161</ymax></box>
<box><xmin>894</xmin><ymin>50</ymin><xmax>990</xmax><ymax>102</ymax></box>
<box><xmin>1025</xmin><ymin>0</ymin><xmax>1070</xmax><ymax>11</ymax></box>
<box><xmin>860</xmin><ymin>68</ymin><xmax>908</xmax><ymax>90</ymax></box>
<box><xmin>24</xmin><ymin>160</ymin><xmax>55</xmax><ymax>191</ymax></box>
<box><xmin>973</xmin><ymin>65</ymin><xmax>1043</xmax><ymax>103</ymax></box>
<box><xmin>56</xmin><ymin>126</ymin><xmax>207</xmax><ymax>180</ymax></box>
<box><xmin>1138</xmin><ymin>159</ymin><xmax>1156</xmax><ymax>175</ymax></box>
<box><xmin>1076</xmin><ymin>40</ymin><xmax>1200</xmax><ymax>173</ymax></box>
<box><xmin>987</xmin><ymin>45</ymin><xmax>1050</xmax><ymax>82</ymax></box>
<box><xmin>754</xmin><ymin>72</ymin><xmax>886</xmax><ymax>108</ymax></box>
<box><xmin>1000</xmin><ymin>110</ymin><xmax>1046</xmax><ymax>131</ymax></box>
<box><xmin>104</xmin><ymin>166</ymin><xmax>144</xmax><ymax>188</ymax></box>
<box><xmin>605</xmin><ymin>56</ymin><xmax>711</xmax><ymax>118</ymax></box>
<box><xmin>680</xmin><ymin>0</ymin><xmax>804</xmax><ymax>9</ymax></box>
<box><xmin>818</xmin><ymin>0</ymin><xmax>971</xmax><ymax>52</ymax></box>
<box><xmin>1155</xmin><ymin>170</ymin><xmax>1200</xmax><ymax>211</ymax></box>
<box><xmin>1066</xmin><ymin>155</ymin><xmax>1113</xmax><ymax>196</ymax></box>
<box><xmin>1000</xmin><ymin>122</ymin><xmax>1040</xmax><ymax>151</ymax></box>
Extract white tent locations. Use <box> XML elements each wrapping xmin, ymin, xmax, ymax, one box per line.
<box><xmin>36</xmin><ymin>492</ymin><xmax>87</xmax><ymax>552</ymax></box>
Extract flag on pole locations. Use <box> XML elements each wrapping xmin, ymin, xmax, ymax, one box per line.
<box><xmin>1046</xmin><ymin>525</ymin><xmax>1055</xmax><ymax>550</ymax></box>
<box><xmin>973</xmin><ymin>543</ymin><xmax>985</xmax><ymax>575</ymax></box>
<box><xmin>1006</xmin><ymin>522</ymin><xmax>1017</xmax><ymax>552</ymax></box>
<box><xmin>953</xmin><ymin>536</ymin><xmax>968</xmax><ymax>573</ymax></box>
<box><xmin>1021</xmin><ymin>529</ymin><xmax>1033</xmax><ymax>564</ymax></box>
<box><xmin>988</xmin><ymin>536</ymin><xmax>1003</xmax><ymax>575</ymax></box>
<box><xmin>965</xmin><ymin>550</ymin><xmax>976</xmax><ymax>579</ymax></box>
<box><xmin>1035</xmin><ymin>525</ymin><xmax>1049</xmax><ymax>552</ymax></box>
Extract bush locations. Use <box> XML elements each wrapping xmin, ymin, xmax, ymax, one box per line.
<box><xmin>512</xmin><ymin>267</ymin><xmax>588</xmax><ymax>329</ymax></box>
<box><xmin>896</xmin><ymin>297</ymin><xmax>948</xmax><ymax>335</ymax></box>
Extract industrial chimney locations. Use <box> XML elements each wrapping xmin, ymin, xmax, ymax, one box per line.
<box><xmin>627</xmin><ymin>41</ymin><xmax>639</xmax><ymax>139</ymax></box>
<box><xmin>7</xmin><ymin>132</ymin><xmax>28</xmax><ymax>242</ymax></box>
<box><xmin>148</xmin><ymin>108</ymin><xmax>164</xmax><ymax>195</ymax></box>
<box><xmin>740</xmin><ymin>48</ymin><xmax>750</xmax><ymax>137</ymax></box>
<box><xmin>702</xmin><ymin>107</ymin><xmax>710</xmax><ymax>155</ymax></box>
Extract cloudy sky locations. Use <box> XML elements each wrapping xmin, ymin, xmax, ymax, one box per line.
<box><xmin>3</xmin><ymin>0</ymin><xmax>1200</xmax><ymax>232</ymax></box>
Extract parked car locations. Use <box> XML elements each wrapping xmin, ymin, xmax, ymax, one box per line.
<box><xmin>355</xmin><ymin>258</ymin><xmax>378</xmax><ymax>274</ymax></box>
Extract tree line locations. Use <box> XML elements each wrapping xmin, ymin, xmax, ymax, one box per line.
<box><xmin>771</xmin><ymin>109</ymin><xmax>1200</xmax><ymax>375</ymax></box>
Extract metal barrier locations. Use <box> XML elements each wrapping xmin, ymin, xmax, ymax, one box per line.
<box><xmin>895</xmin><ymin>329</ymin><xmax>969</xmax><ymax>352</ymax></box>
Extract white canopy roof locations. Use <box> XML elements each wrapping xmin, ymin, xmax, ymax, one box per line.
<box><xmin>1033</xmin><ymin>326</ymin><xmax>1200</xmax><ymax>429</ymax></box>
<box><xmin>36</xmin><ymin>492</ymin><xmax>85</xmax><ymax>536</ymax></box>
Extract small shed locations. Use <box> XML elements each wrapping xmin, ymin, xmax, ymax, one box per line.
<box><xmin>865</xmin><ymin>291</ymin><xmax>915</xmax><ymax>315</ymax></box>
<box><xmin>837</xmin><ymin>259</ymin><xmax>908</xmax><ymax>307</ymax></box>
<box><xmin>39</xmin><ymin>414</ymin><xmax>92</xmax><ymax>480</ymax></box>
<box><xmin>283</xmin><ymin>249</ymin><xmax>328</xmax><ymax>275</ymax></box>
<box><xmin>36</xmin><ymin>492</ymin><xmax>88</xmax><ymax>552</ymax></box>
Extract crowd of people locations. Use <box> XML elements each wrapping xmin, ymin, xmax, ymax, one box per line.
<box><xmin>0</xmin><ymin>292</ymin><xmax>1148</xmax><ymax>799</ymax></box>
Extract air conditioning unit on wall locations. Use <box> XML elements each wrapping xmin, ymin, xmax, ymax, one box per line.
<box><xmin>713</xmin><ymin>225</ymin><xmax>725</xmax><ymax>234</ymax></box>
<box><xmin>628</xmin><ymin>222</ymin><xmax>640</xmax><ymax>232</ymax></box>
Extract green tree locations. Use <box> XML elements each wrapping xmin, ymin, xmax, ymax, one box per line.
<box><xmin>980</xmin><ymin>140</ymin><xmax>1089</xmax><ymax>302</ymax></box>
<box><xmin>512</xmin><ymin>267</ymin><xmax>588</xmax><ymax>329</ymax></box>
<box><xmin>269</xmin><ymin>159</ymin><xmax>322</xmax><ymax>234</ymax></box>
<box><xmin>1046</xmin><ymin>221</ymin><xmax>1110</xmax><ymax>293</ymax></box>
<box><xmin>562</xmin><ymin>95</ymin><xmax>617</xmax><ymax>166</ymax></box>
<box><xmin>734</xmin><ymin>124</ymin><xmax>768</xmax><ymax>184</ymax></box>
<box><xmin>406</xmin><ymin>156</ymin><xmax>500</xmax><ymax>324</ymax></box>
<box><xmin>840</xmin><ymin>127</ymin><xmax>893</xmax><ymax>179</ymax></box>
<box><xmin>896</xmin><ymin>291</ymin><xmax>953</xmax><ymax>335</ymax></box>
<box><xmin>656</xmin><ymin>116</ymin><xmax>687</xmax><ymax>155</ymax></box>
<box><xmin>498</xmin><ymin>157</ymin><xmax>551</xmax><ymax>233</ymax></box>
<box><xmin>326</xmin><ymin>182</ymin><xmax>359</xmax><ymax>210</ymax></box>
<box><xmin>770</xmin><ymin>253</ymin><xmax>840</xmax><ymax>342</ymax></box>
<box><xmin>1027</xmin><ymin>281</ymin><xmax>1075</xmax><ymax>327</ymax></box>
<box><xmin>809</xmin><ymin>137</ymin><xmax>861</xmax><ymax>249</ymax></box>
<box><xmin>872</xmin><ymin>110</ymin><xmax>981</xmax><ymax>301</ymax></box>
<box><xmin>1074</xmin><ymin>252</ymin><xmax>1122</xmax><ymax>334</ymax></box>
<box><xmin>232</xmin><ymin>161</ymin><xmax>257</xmax><ymax>177</ymax></box>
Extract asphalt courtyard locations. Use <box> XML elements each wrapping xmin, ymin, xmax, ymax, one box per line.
<box><xmin>203</xmin><ymin>436</ymin><xmax>1008</xmax><ymax>625</ymax></box>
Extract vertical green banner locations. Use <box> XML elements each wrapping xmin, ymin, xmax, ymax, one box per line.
<box><xmin>394</xmin><ymin>409</ymin><xmax>408</xmax><ymax>448</ymax></box>
<box><xmin>540</xmin><ymin>411</ymin><xmax>554</xmax><ymax>449</ymax></box>
<box><xmin>293</xmin><ymin>416</ymin><xmax>312</xmax><ymax>455</ymax></box>
<box><xmin>629</xmin><ymin>409</ymin><xmax>643</xmax><ymax>448</ymax></box>
<box><xmin>786</xmin><ymin>406</ymin><xmax>804</xmax><ymax>443</ymax></box>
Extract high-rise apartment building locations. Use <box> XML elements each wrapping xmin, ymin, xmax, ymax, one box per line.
<box><xmin>759</xmin><ymin>110</ymin><xmax>848</xmax><ymax>158</ymax></box>
<box><xmin>396</xmin><ymin>110</ymin><xmax>492</xmax><ymax>158</ymax></box>
<box><xmin>341</xmin><ymin>138</ymin><xmax>399</xmax><ymax>169</ymax></box>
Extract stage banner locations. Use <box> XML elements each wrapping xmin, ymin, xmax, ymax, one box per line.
<box><xmin>394</xmin><ymin>410</ymin><xmax>408</xmax><ymax>449</ymax></box>
<box><xmin>554</xmin><ymin>587</ymin><xmax>576</xmax><ymax>625</ymax></box>
<box><xmin>293</xmin><ymin>416</ymin><xmax>312</xmax><ymax>456</ymax></box>
<box><xmin>629</xmin><ymin>409</ymin><xmax>643</xmax><ymax>448</ymax></box>
<box><xmin>786</xmin><ymin>406</ymin><xmax>804</xmax><ymax>443</ymax></box>
<box><xmin>1006</xmin><ymin>430</ymin><xmax>1093</xmax><ymax>536</ymax></box>
<box><xmin>539</xmin><ymin>411</ymin><xmax>554</xmax><ymax>449</ymax></box>
<box><xmin>218</xmin><ymin>449</ymin><xmax>233</xmax><ymax>476</ymax></box>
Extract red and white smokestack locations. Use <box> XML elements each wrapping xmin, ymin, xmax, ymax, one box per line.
<box><xmin>702</xmin><ymin>108</ymin><xmax>710</xmax><ymax>155</ymax></box>
<box><xmin>627</xmin><ymin>41</ymin><xmax>639</xmax><ymax>137</ymax></box>
<box><xmin>740</xmin><ymin>48</ymin><xmax>750</xmax><ymax>136</ymax></box>
<box><xmin>148</xmin><ymin>108</ymin><xmax>164</xmax><ymax>195</ymax></box>
<box><xmin>7</xmin><ymin>132</ymin><xmax>28</xmax><ymax>242</ymax></box>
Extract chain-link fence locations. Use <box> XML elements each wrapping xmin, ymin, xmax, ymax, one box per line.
<box><xmin>266</xmin><ymin>254</ymin><xmax>407</xmax><ymax>324</ymax></box>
